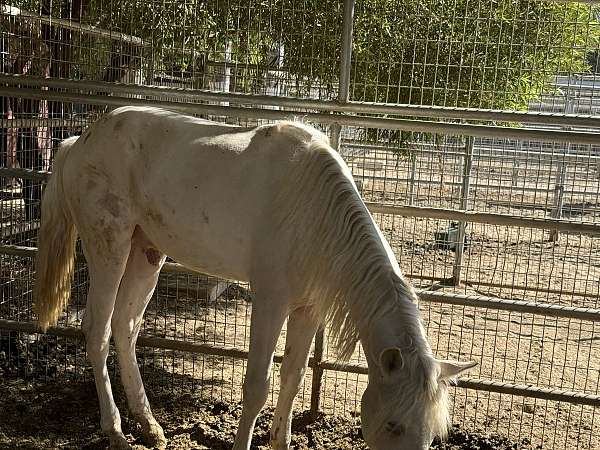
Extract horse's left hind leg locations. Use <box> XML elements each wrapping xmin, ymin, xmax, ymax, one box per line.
<box><xmin>80</xmin><ymin>233</ymin><xmax>132</xmax><ymax>450</ymax></box>
<box><xmin>112</xmin><ymin>226</ymin><xmax>167</xmax><ymax>449</ymax></box>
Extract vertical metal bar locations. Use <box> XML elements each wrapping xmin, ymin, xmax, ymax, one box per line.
<box><xmin>222</xmin><ymin>40</ymin><xmax>232</xmax><ymax>106</ymax></box>
<box><xmin>408</xmin><ymin>151</ymin><xmax>417</xmax><ymax>205</ymax></box>
<box><xmin>330</xmin><ymin>124</ymin><xmax>343</xmax><ymax>151</ymax></box>
<box><xmin>549</xmin><ymin>162</ymin><xmax>567</xmax><ymax>242</ymax></box>
<box><xmin>329</xmin><ymin>0</ymin><xmax>355</xmax><ymax>150</ymax></box>
<box><xmin>338</xmin><ymin>0</ymin><xmax>355</xmax><ymax>104</ymax></box>
<box><xmin>311</xmin><ymin>0</ymin><xmax>356</xmax><ymax>419</ymax></box>
<box><xmin>550</xmin><ymin>94</ymin><xmax>572</xmax><ymax>241</ymax></box>
<box><xmin>453</xmin><ymin>136</ymin><xmax>474</xmax><ymax>285</ymax></box>
<box><xmin>310</xmin><ymin>328</ymin><xmax>325</xmax><ymax>419</ymax></box>
<box><xmin>512</xmin><ymin>141</ymin><xmax>522</xmax><ymax>187</ymax></box>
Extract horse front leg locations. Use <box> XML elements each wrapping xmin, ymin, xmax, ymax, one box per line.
<box><xmin>233</xmin><ymin>291</ymin><xmax>288</xmax><ymax>450</ymax></box>
<box><xmin>270</xmin><ymin>307</ymin><xmax>319</xmax><ymax>450</ymax></box>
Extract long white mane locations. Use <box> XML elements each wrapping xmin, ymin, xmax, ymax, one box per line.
<box><xmin>272</xmin><ymin>123</ymin><xmax>420</xmax><ymax>360</ymax></box>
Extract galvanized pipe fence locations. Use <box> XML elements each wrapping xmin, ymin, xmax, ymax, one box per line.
<box><xmin>1</xmin><ymin>0</ymin><xmax>600</xmax><ymax>446</ymax></box>
<box><xmin>1</xmin><ymin>162</ymin><xmax>599</xmax><ymax>412</ymax></box>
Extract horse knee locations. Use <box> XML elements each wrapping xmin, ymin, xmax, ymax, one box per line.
<box><xmin>84</xmin><ymin>323</ymin><xmax>111</xmax><ymax>365</ymax></box>
<box><xmin>280</xmin><ymin>363</ymin><xmax>305</xmax><ymax>388</ymax></box>
<box><xmin>112</xmin><ymin>318</ymin><xmax>135</xmax><ymax>349</ymax></box>
<box><xmin>242</xmin><ymin>374</ymin><xmax>270</xmax><ymax>414</ymax></box>
<box><xmin>86</xmin><ymin>341</ymin><xmax>109</xmax><ymax>368</ymax></box>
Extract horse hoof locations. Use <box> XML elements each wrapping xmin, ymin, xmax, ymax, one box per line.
<box><xmin>142</xmin><ymin>421</ymin><xmax>167</xmax><ymax>449</ymax></box>
<box><xmin>108</xmin><ymin>432</ymin><xmax>131</xmax><ymax>450</ymax></box>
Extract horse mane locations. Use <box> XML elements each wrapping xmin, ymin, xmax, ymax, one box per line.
<box><xmin>271</xmin><ymin>122</ymin><xmax>452</xmax><ymax>438</ymax></box>
<box><xmin>272</xmin><ymin>122</ymin><xmax>419</xmax><ymax>360</ymax></box>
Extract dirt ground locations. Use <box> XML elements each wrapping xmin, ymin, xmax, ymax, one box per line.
<box><xmin>0</xmin><ymin>377</ymin><xmax>540</xmax><ymax>449</ymax></box>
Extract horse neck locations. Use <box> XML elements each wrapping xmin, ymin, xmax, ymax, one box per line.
<box><xmin>349</xmin><ymin>216</ymin><xmax>427</xmax><ymax>354</ymax></box>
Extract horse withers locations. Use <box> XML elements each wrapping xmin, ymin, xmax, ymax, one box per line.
<box><xmin>33</xmin><ymin>106</ymin><xmax>476</xmax><ymax>449</ymax></box>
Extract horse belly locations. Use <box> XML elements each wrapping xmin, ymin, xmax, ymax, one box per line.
<box><xmin>138</xmin><ymin>194</ymin><xmax>258</xmax><ymax>283</ymax></box>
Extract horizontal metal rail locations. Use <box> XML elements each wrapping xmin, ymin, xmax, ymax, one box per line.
<box><xmin>3</xmin><ymin>74</ymin><xmax>600</xmax><ymax>129</ymax></box>
<box><xmin>1</xmin><ymin>168</ymin><xmax>598</xmax><ymax>233</ymax></box>
<box><xmin>0</xmin><ymin>167</ymin><xmax>51</xmax><ymax>181</ymax></box>
<box><xmin>0</xmin><ymin>244</ymin><xmax>36</xmax><ymax>257</ymax></box>
<box><xmin>365</xmin><ymin>203</ymin><xmax>600</xmax><ymax>234</ymax></box>
<box><xmin>319</xmin><ymin>357</ymin><xmax>600</xmax><ymax>407</ymax></box>
<box><xmin>406</xmin><ymin>272</ymin><xmax>599</xmax><ymax>299</ymax></box>
<box><xmin>344</xmin><ymin>142</ymin><xmax>600</xmax><ymax>162</ymax></box>
<box><xmin>0</xmin><ymin>222</ymin><xmax>40</xmax><ymax>239</ymax></box>
<box><xmin>2</xmin><ymin>243</ymin><xmax>599</xmax><ymax>321</ymax></box>
<box><xmin>6</xmin><ymin>163</ymin><xmax>596</xmax><ymax>200</ymax></box>
<box><xmin>0</xmin><ymin>118</ymin><xmax>89</xmax><ymax>128</ymax></box>
<box><xmin>317</xmin><ymin>361</ymin><xmax>600</xmax><ymax>407</ymax></box>
<box><xmin>1</xmin><ymin>6</ymin><xmax>145</xmax><ymax>45</ymax></box>
<box><xmin>1</xmin><ymin>167</ymin><xmax>598</xmax><ymax>233</ymax></box>
<box><xmin>359</xmin><ymin>175</ymin><xmax>598</xmax><ymax>197</ymax></box>
<box><xmin>0</xmin><ymin>318</ymin><xmax>598</xmax><ymax>407</ymax></box>
<box><xmin>0</xmin><ymin>244</ymin><xmax>200</xmax><ymax>276</ymax></box>
<box><xmin>4</xmin><ymin>87</ymin><xmax>600</xmax><ymax>145</ymax></box>
<box><xmin>419</xmin><ymin>291</ymin><xmax>600</xmax><ymax>322</ymax></box>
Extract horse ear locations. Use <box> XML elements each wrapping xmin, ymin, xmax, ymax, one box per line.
<box><xmin>437</xmin><ymin>359</ymin><xmax>477</xmax><ymax>382</ymax></box>
<box><xmin>379</xmin><ymin>347</ymin><xmax>404</xmax><ymax>377</ymax></box>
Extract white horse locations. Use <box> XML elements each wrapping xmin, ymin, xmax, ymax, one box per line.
<box><xmin>33</xmin><ymin>106</ymin><xmax>476</xmax><ymax>450</ymax></box>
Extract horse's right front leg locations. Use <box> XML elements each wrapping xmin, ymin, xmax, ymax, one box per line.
<box><xmin>233</xmin><ymin>291</ymin><xmax>288</xmax><ymax>450</ymax></box>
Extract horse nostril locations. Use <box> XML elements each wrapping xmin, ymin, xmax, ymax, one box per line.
<box><xmin>385</xmin><ymin>421</ymin><xmax>396</xmax><ymax>432</ymax></box>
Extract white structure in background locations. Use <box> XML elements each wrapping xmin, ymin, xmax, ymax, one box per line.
<box><xmin>529</xmin><ymin>75</ymin><xmax>600</xmax><ymax>116</ymax></box>
<box><xmin>263</xmin><ymin>42</ymin><xmax>285</xmax><ymax>109</ymax></box>
<box><xmin>208</xmin><ymin>41</ymin><xmax>232</xmax><ymax>107</ymax></box>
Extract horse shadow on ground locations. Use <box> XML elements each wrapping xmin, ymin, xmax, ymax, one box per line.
<box><xmin>0</xmin><ymin>361</ymin><xmax>236</xmax><ymax>449</ymax></box>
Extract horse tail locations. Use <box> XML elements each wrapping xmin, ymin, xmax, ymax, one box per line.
<box><xmin>33</xmin><ymin>136</ymin><xmax>79</xmax><ymax>332</ymax></box>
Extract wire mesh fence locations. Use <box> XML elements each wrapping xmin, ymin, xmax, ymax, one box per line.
<box><xmin>0</xmin><ymin>0</ymin><xmax>599</xmax><ymax>449</ymax></box>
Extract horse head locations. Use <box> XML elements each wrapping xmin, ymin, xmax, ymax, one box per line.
<box><xmin>359</xmin><ymin>308</ymin><xmax>477</xmax><ymax>450</ymax></box>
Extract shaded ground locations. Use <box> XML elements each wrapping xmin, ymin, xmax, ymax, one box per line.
<box><xmin>0</xmin><ymin>378</ymin><xmax>539</xmax><ymax>449</ymax></box>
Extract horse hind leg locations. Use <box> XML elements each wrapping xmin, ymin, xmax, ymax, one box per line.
<box><xmin>270</xmin><ymin>307</ymin><xmax>319</xmax><ymax>450</ymax></box>
<box><xmin>80</xmin><ymin>227</ymin><xmax>133</xmax><ymax>449</ymax></box>
<box><xmin>111</xmin><ymin>226</ymin><xmax>167</xmax><ymax>449</ymax></box>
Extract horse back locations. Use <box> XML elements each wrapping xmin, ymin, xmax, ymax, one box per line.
<box><xmin>62</xmin><ymin>107</ymin><xmax>332</xmax><ymax>282</ymax></box>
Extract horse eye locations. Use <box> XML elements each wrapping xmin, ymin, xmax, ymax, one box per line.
<box><xmin>385</xmin><ymin>421</ymin><xmax>406</xmax><ymax>436</ymax></box>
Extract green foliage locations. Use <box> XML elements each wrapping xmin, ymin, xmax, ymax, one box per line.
<box><xmin>231</xmin><ymin>0</ymin><xmax>599</xmax><ymax>150</ymax></box>
<box><xmin>244</xmin><ymin>0</ymin><xmax>599</xmax><ymax>111</ymax></box>
<box><xmin>5</xmin><ymin>0</ymin><xmax>600</xmax><ymax>112</ymax></box>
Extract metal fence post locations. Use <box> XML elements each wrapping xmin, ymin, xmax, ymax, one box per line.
<box><xmin>408</xmin><ymin>151</ymin><xmax>417</xmax><ymax>205</ymax></box>
<box><xmin>310</xmin><ymin>0</ymin><xmax>355</xmax><ymax>419</ymax></box>
<box><xmin>512</xmin><ymin>140</ymin><xmax>522</xmax><ymax>187</ymax></box>
<box><xmin>453</xmin><ymin>136</ymin><xmax>474</xmax><ymax>285</ymax></box>
<box><xmin>310</xmin><ymin>328</ymin><xmax>325</xmax><ymax>419</ymax></box>
<box><xmin>550</xmin><ymin>93</ymin><xmax>573</xmax><ymax>241</ymax></box>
